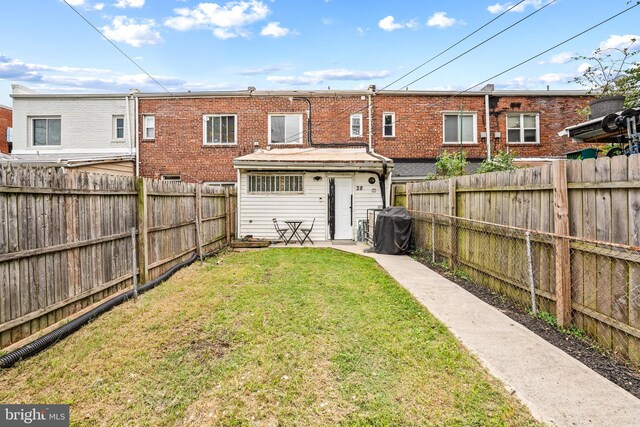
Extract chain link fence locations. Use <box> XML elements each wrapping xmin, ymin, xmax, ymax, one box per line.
<box><xmin>410</xmin><ymin>210</ymin><xmax>640</xmax><ymax>362</ymax></box>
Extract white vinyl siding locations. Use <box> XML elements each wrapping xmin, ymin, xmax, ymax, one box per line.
<box><xmin>507</xmin><ymin>113</ymin><xmax>540</xmax><ymax>144</ymax></box>
<box><xmin>353</xmin><ymin>173</ymin><xmax>384</xmax><ymax>239</ymax></box>
<box><xmin>350</xmin><ymin>113</ymin><xmax>363</xmax><ymax>137</ymax></box>
<box><xmin>239</xmin><ymin>173</ymin><xmax>326</xmax><ymax>241</ymax></box>
<box><xmin>204</xmin><ymin>114</ymin><xmax>237</xmax><ymax>145</ymax></box>
<box><xmin>269</xmin><ymin>114</ymin><xmax>302</xmax><ymax>144</ymax></box>
<box><xmin>383</xmin><ymin>112</ymin><xmax>395</xmax><ymax>137</ymax></box>
<box><xmin>443</xmin><ymin>112</ymin><xmax>477</xmax><ymax>144</ymax></box>
<box><xmin>31</xmin><ymin>117</ymin><xmax>61</xmax><ymax>146</ymax></box>
<box><xmin>143</xmin><ymin>115</ymin><xmax>155</xmax><ymax>140</ymax></box>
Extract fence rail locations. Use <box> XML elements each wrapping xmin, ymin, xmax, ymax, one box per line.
<box><xmin>0</xmin><ymin>165</ymin><xmax>236</xmax><ymax>347</ymax></box>
<box><xmin>406</xmin><ymin>154</ymin><xmax>640</xmax><ymax>362</ymax></box>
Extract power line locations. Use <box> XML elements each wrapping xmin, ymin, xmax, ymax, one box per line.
<box><xmin>397</xmin><ymin>0</ymin><xmax>557</xmax><ymax>91</ymax></box>
<box><xmin>61</xmin><ymin>0</ymin><xmax>174</xmax><ymax>96</ymax></box>
<box><xmin>450</xmin><ymin>1</ymin><xmax>640</xmax><ymax>98</ymax></box>
<box><xmin>379</xmin><ymin>0</ymin><xmax>528</xmax><ymax>91</ymax></box>
<box><xmin>279</xmin><ymin>0</ymin><xmax>557</xmax><ymax>144</ymax></box>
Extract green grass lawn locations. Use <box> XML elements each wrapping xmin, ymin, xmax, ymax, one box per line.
<box><xmin>0</xmin><ymin>248</ymin><xmax>538</xmax><ymax>426</ymax></box>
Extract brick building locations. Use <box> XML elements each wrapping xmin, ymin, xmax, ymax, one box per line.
<box><xmin>137</xmin><ymin>87</ymin><xmax>593</xmax><ymax>184</ymax></box>
<box><xmin>0</xmin><ymin>105</ymin><xmax>12</xmax><ymax>154</ymax></box>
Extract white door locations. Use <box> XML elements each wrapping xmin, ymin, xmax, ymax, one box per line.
<box><xmin>334</xmin><ymin>177</ymin><xmax>353</xmax><ymax>239</ymax></box>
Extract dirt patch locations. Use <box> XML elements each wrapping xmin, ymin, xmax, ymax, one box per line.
<box><xmin>188</xmin><ymin>330</ymin><xmax>231</xmax><ymax>363</ymax></box>
<box><xmin>412</xmin><ymin>253</ymin><xmax>640</xmax><ymax>399</ymax></box>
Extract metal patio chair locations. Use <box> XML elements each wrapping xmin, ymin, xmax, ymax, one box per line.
<box><xmin>272</xmin><ymin>218</ymin><xmax>289</xmax><ymax>243</ymax></box>
<box><xmin>299</xmin><ymin>218</ymin><xmax>315</xmax><ymax>245</ymax></box>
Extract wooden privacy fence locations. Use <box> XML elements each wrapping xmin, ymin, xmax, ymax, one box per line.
<box><xmin>0</xmin><ymin>165</ymin><xmax>236</xmax><ymax>347</ymax></box>
<box><xmin>406</xmin><ymin>154</ymin><xmax>640</xmax><ymax>362</ymax></box>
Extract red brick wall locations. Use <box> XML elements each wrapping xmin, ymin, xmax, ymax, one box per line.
<box><xmin>139</xmin><ymin>93</ymin><xmax>594</xmax><ymax>183</ymax></box>
<box><xmin>0</xmin><ymin>106</ymin><xmax>12</xmax><ymax>154</ymax></box>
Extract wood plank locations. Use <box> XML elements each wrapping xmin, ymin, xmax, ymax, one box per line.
<box><xmin>595</xmin><ymin>156</ymin><xmax>613</xmax><ymax>350</ymax></box>
<box><xmin>610</xmin><ymin>154</ymin><xmax>629</xmax><ymax>356</ymax></box>
<box><xmin>628</xmin><ymin>154</ymin><xmax>640</xmax><ymax>362</ymax></box>
<box><xmin>581</xmin><ymin>158</ymin><xmax>598</xmax><ymax>339</ymax></box>
<box><xmin>567</xmin><ymin>160</ymin><xmax>584</xmax><ymax>328</ymax></box>
<box><xmin>553</xmin><ymin>160</ymin><xmax>571</xmax><ymax>327</ymax></box>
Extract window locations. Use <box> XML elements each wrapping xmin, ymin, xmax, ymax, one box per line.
<box><xmin>113</xmin><ymin>115</ymin><xmax>125</xmax><ymax>141</ymax></box>
<box><xmin>160</xmin><ymin>174</ymin><xmax>181</xmax><ymax>181</ymax></box>
<box><xmin>143</xmin><ymin>115</ymin><xmax>155</xmax><ymax>140</ymax></box>
<box><xmin>204</xmin><ymin>114</ymin><xmax>237</xmax><ymax>145</ymax></box>
<box><xmin>443</xmin><ymin>112</ymin><xmax>477</xmax><ymax>144</ymax></box>
<box><xmin>350</xmin><ymin>113</ymin><xmax>363</xmax><ymax>137</ymax></box>
<box><xmin>383</xmin><ymin>112</ymin><xmax>395</xmax><ymax>137</ymax></box>
<box><xmin>31</xmin><ymin>117</ymin><xmax>61</xmax><ymax>146</ymax></box>
<box><xmin>269</xmin><ymin>114</ymin><xmax>302</xmax><ymax>144</ymax></box>
<box><xmin>507</xmin><ymin>113</ymin><xmax>539</xmax><ymax>144</ymax></box>
<box><xmin>248</xmin><ymin>175</ymin><xmax>303</xmax><ymax>194</ymax></box>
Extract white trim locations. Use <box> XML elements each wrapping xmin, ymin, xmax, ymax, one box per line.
<box><xmin>29</xmin><ymin>116</ymin><xmax>62</xmax><ymax>147</ymax></box>
<box><xmin>506</xmin><ymin>112</ymin><xmax>540</xmax><ymax>145</ymax></box>
<box><xmin>350</xmin><ymin>113</ymin><xmax>363</xmax><ymax>138</ymax></box>
<box><xmin>382</xmin><ymin>112</ymin><xmax>395</xmax><ymax>137</ymax></box>
<box><xmin>113</xmin><ymin>115</ymin><xmax>125</xmax><ymax>142</ymax></box>
<box><xmin>12</xmin><ymin>148</ymin><xmax>133</xmax><ymax>155</ymax></box>
<box><xmin>203</xmin><ymin>114</ymin><xmax>238</xmax><ymax>145</ymax></box>
<box><xmin>442</xmin><ymin>111</ymin><xmax>478</xmax><ymax>145</ymax></box>
<box><xmin>268</xmin><ymin>113</ymin><xmax>303</xmax><ymax>144</ymax></box>
<box><xmin>142</xmin><ymin>115</ymin><xmax>155</xmax><ymax>140</ymax></box>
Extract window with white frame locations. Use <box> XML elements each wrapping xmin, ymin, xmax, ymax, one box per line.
<box><xmin>143</xmin><ymin>115</ymin><xmax>155</xmax><ymax>140</ymax></box>
<box><xmin>204</xmin><ymin>114</ymin><xmax>237</xmax><ymax>145</ymax></box>
<box><xmin>350</xmin><ymin>113</ymin><xmax>363</xmax><ymax>137</ymax></box>
<box><xmin>31</xmin><ymin>117</ymin><xmax>61</xmax><ymax>146</ymax></box>
<box><xmin>113</xmin><ymin>115</ymin><xmax>125</xmax><ymax>141</ymax></box>
<box><xmin>248</xmin><ymin>174</ymin><xmax>303</xmax><ymax>194</ymax></box>
<box><xmin>383</xmin><ymin>112</ymin><xmax>395</xmax><ymax>137</ymax></box>
<box><xmin>269</xmin><ymin>114</ymin><xmax>302</xmax><ymax>144</ymax></box>
<box><xmin>443</xmin><ymin>112</ymin><xmax>477</xmax><ymax>144</ymax></box>
<box><xmin>507</xmin><ymin>113</ymin><xmax>539</xmax><ymax>144</ymax></box>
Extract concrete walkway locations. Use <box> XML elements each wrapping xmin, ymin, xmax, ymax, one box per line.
<box><xmin>311</xmin><ymin>242</ymin><xmax>640</xmax><ymax>426</ymax></box>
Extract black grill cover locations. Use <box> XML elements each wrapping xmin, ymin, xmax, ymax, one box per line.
<box><xmin>374</xmin><ymin>207</ymin><xmax>412</xmax><ymax>255</ymax></box>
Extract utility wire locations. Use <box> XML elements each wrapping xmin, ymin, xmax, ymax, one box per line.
<box><xmin>397</xmin><ymin>0</ymin><xmax>556</xmax><ymax>91</ymax></box>
<box><xmin>279</xmin><ymin>0</ymin><xmax>556</xmax><ymax>144</ymax></box>
<box><xmin>62</xmin><ymin>0</ymin><xmax>174</xmax><ymax>96</ymax></box>
<box><xmin>450</xmin><ymin>1</ymin><xmax>640</xmax><ymax>98</ymax></box>
<box><xmin>379</xmin><ymin>0</ymin><xmax>528</xmax><ymax>91</ymax></box>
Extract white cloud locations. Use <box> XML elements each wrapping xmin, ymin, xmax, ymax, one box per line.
<box><xmin>0</xmin><ymin>54</ymin><xmax>238</xmax><ymax>94</ymax></box>
<box><xmin>321</xmin><ymin>18</ymin><xmax>333</xmax><ymax>26</ymax></box>
<box><xmin>268</xmin><ymin>68</ymin><xmax>391</xmax><ymax>85</ymax></box>
<box><xmin>356</xmin><ymin>27</ymin><xmax>369</xmax><ymax>36</ymax></box>
<box><xmin>539</xmin><ymin>51</ymin><xmax>574</xmax><ymax>65</ymax></box>
<box><xmin>487</xmin><ymin>0</ymin><xmax>544</xmax><ymax>14</ymax></box>
<box><xmin>64</xmin><ymin>0</ymin><xmax>86</xmax><ymax>6</ymax></box>
<box><xmin>378</xmin><ymin>16</ymin><xmax>417</xmax><ymax>32</ymax></box>
<box><xmin>102</xmin><ymin>16</ymin><xmax>162</xmax><ymax>47</ymax></box>
<box><xmin>599</xmin><ymin>34</ymin><xmax>640</xmax><ymax>51</ymax></box>
<box><xmin>114</xmin><ymin>0</ymin><xmax>144</xmax><ymax>8</ymax></box>
<box><xmin>94</xmin><ymin>2</ymin><xmax>105</xmax><ymax>10</ymax></box>
<box><xmin>498</xmin><ymin>70</ymin><xmax>577</xmax><ymax>90</ymax></box>
<box><xmin>426</xmin><ymin>12</ymin><xmax>457</xmax><ymax>28</ymax></box>
<box><xmin>165</xmin><ymin>0</ymin><xmax>270</xmax><ymax>40</ymax></box>
<box><xmin>260</xmin><ymin>22</ymin><xmax>290</xmax><ymax>38</ymax></box>
<box><xmin>238</xmin><ymin>65</ymin><xmax>285</xmax><ymax>75</ymax></box>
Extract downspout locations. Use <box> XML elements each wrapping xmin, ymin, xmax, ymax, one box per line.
<box><xmin>368</xmin><ymin>93</ymin><xmax>373</xmax><ymax>152</ymax></box>
<box><xmin>485</xmin><ymin>94</ymin><xmax>492</xmax><ymax>161</ymax></box>
<box><xmin>292</xmin><ymin>97</ymin><xmax>312</xmax><ymax>145</ymax></box>
<box><xmin>135</xmin><ymin>95</ymin><xmax>140</xmax><ymax>177</ymax></box>
<box><xmin>125</xmin><ymin>95</ymin><xmax>132</xmax><ymax>156</ymax></box>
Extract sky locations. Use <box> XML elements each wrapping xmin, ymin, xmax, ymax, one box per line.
<box><xmin>0</xmin><ymin>0</ymin><xmax>639</xmax><ymax>106</ymax></box>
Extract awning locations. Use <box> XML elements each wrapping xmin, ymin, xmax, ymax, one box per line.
<box><xmin>233</xmin><ymin>147</ymin><xmax>393</xmax><ymax>173</ymax></box>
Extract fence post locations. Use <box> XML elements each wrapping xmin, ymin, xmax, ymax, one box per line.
<box><xmin>406</xmin><ymin>182</ymin><xmax>412</xmax><ymax>212</ymax></box>
<box><xmin>448</xmin><ymin>178</ymin><xmax>458</xmax><ymax>269</ymax></box>
<box><xmin>390</xmin><ymin>184</ymin><xmax>396</xmax><ymax>207</ymax></box>
<box><xmin>131</xmin><ymin>227</ymin><xmax>138</xmax><ymax>299</ymax></box>
<box><xmin>136</xmin><ymin>177</ymin><xmax>148</xmax><ymax>284</ymax></box>
<box><xmin>225</xmin><ymin>187</ymin><xmax>231</xmax><ymax>244</ymax></box>
<box><xmin>195</xmin><ymin>185</ymin><xmax>203</xmax><ymax>264</ymax></box>
<box><xmin>553</xmin><ymin>160</ymin><xmax>571</xmax><ymax>327</ymax></box>
<box><xmin>526</xmin><ymin>230</ymin><xmax>536</xmax><ymax>314</ymax></box>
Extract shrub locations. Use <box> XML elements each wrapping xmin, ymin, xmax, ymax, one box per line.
<box><xmin>476</xmin><ymin>150</ymin><xmax>517</xmax><ymax>173</ymax></box>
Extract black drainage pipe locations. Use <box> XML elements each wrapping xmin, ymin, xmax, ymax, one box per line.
<box><xmin>0</xmin><ymin>250</ymin><xmax>208</xmax><ymax>369</ymax></box>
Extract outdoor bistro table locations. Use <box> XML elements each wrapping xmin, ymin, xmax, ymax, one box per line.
<box><xmin>283</xmin><ymin>220</ymin><xmax>304</xmax><ymax>245</ymax></box>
